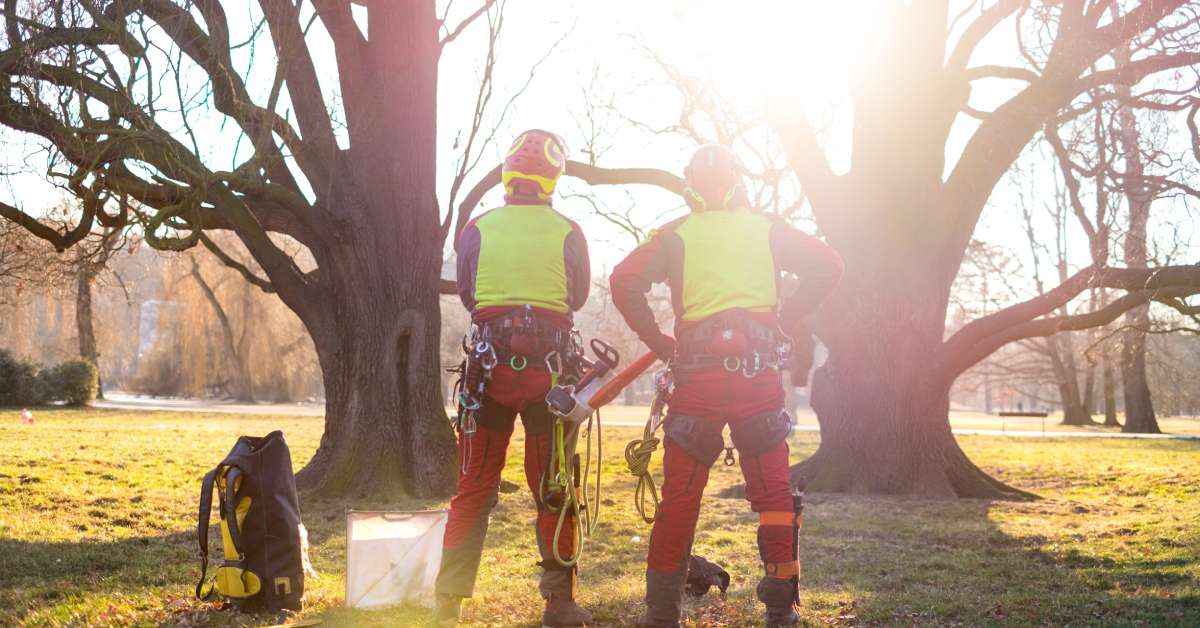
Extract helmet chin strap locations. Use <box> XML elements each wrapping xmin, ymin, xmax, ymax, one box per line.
<box><xmin>505</xmin><ymin>179</ymin><xmax>556</xmax><ymax>206</ymax></box>
<box><xmin>684</xmin><ymin>183</ymin><xmax>745</xmax><ymax>212</ymax></box>
<box><xmin>683</xmin><ymin>187</ymin><xmax>708</xmax><ymax>212</ymax></box>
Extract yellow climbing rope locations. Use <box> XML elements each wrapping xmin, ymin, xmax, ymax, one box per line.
<box><xmin>546</xmin><ymin>410</ymin><xmax>603</xmax><ymax>568</ymax></box>
<box><xmin>624</xmin><ymin>419</ymin><xmax>660</xmax><ymax>524</ymax></box>
<box><xmin>623</xmin><ymin>368</ymin><xmax>671</xmax><ymax>524</ymax></box>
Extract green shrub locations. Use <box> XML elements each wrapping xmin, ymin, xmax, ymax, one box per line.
<box><xmin>0</xmin><ymin>350</ymin><xmax>48</xmax><ymax>406</ymax></box>
<box><xmin>42</xmin><ymin>360</ymin><xmax>99</xmax><ymax>406</ymax></box>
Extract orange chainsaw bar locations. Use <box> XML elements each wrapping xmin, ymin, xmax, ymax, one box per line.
<box><xmin>586</xmin><ymin>351</ymin><xmax>659</xmax><ymax>410</ymax></box>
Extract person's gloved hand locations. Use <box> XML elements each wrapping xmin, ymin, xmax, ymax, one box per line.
<box><xmin>646</xmin><ymin>334</ymin><xmax>676</xmax><ymax>362</ymax></box>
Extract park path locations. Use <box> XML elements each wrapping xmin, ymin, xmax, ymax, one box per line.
<box><xmin>92</xmin><ymin>392</ymin><xmax>1200</xmax><ymax>440</ymax></box>
<box><xmin>93</xmin><ymin>392</ymin><xmax>324</xmax><ymax>416</ymax></box>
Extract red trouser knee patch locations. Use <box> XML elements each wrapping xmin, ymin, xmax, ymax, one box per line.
<box><xmin>444</xmin><ymin>424</ymin><xmax>512</xmax><ymax>548</ymax></box>
<box><xmin>738</xmin><ymin>438</ymin><xmax>795</xmax><ymax>564</ymax></box>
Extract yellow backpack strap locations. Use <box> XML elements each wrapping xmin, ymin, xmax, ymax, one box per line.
<box><xmin>222</xmin><ymin>466</ymin><xmax>247</xmax><ymax>559</ymax></box>
<box><xmin>195</xmin><ymin>466</ymin><xmax>219</xmax><ymax>600</ymax></box>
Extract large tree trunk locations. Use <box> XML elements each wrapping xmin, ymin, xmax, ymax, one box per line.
<box><xmin>75</xmin><ymin>265</ymin><xmax>102</xmax><ymax>399</ymax></box>
<box><xmin>1114</xmin><ymin>44</ymin><xmax>1160</xmax><ymax>434</ymax></box>
<box><xmin>290</xmin><ymin>2</ymin><xmax>456</xmax><ymax>499</ymax></box>
<box><xmin>1120</xmin><ymin>318</ymin><xmax>1159</xmax><ymax>433</ymax></box>
<box><xmin>294</xmin><ymin>246</ymin><xmax>456</xmax><ymax>498</ymax></box>
<box><xmin>795</xmin><ymin>278</ymin><xmax>1028</xmax><ymax>499</ymax></box>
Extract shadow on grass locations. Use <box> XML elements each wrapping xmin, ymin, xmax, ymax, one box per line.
<box><xmin>0</xmin><ymin>530</ymin><xmax>224</xmax><ymax>625</ymax></box>
<box><xmin>782</xmin><ymin>493</ymin><xmax>1199</xmax><ymax>627</ymax></box>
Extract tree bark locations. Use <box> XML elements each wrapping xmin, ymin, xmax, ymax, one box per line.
<box><xmin>1082</xmin><ymin>364</ymin><xmax>1096</xmax><ymax>415</ymax></box>
<box><xmin>1047</xmin><ymin>335</ymin><xmax>1094</xmax><ymax>425</ymax></box>
<box><xmin>1120</xmin><ymin>319</ymin><xmax>1159</xmax><ymax>433</ymax></box>
<box><xmin>294</xmin><ymin>253</ymin><xmax>456</xmax><ymax>498</ymax></box>
<box><xmin>288</xmin><ymin>2</ymin><xmax>457</xmax><ymax>498</ymax></box>
<box><xmin>795</xmin><ymin>276</ymin><xmax>1030</xmax><ymax>499</ymax></box>
<box><xmin>1102</xmin><ymin>358</ymin><xmax>1121</xmax><ymax>426</ymax></box>
<box><xmin>1114</xmin><ymin>53</ymin><xmax>1160</xmax><ymax>434</ymax></box>
<box><xmin>75</xmin><ymin>264</ymin><xmax>103</xmax><ymax>399</ymax></box>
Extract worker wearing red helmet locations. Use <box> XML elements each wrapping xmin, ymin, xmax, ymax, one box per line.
<box><xmin>610</xmin><ymin>144</ymin><xmax>843</xmax><ymax>627</ymax></box>
<box><xmin>435</xmin><ymin>130</ymin><xmax>592</xmax><ymax>627</ymax></box>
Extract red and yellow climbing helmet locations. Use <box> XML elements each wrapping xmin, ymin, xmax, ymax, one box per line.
<box><xmin>502</xmin><ymin>129</ymin><xmax>568</xmax><ymax>200</ymax></box>
<box><xmin>682</xmin><ymin>143</ymin><xmax>747</xmax><ymax>212</ymax></box>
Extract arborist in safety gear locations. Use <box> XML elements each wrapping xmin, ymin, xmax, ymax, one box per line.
<box><xmin>436</xmin><ymin>129</ymin><xmax>593</xmax><ymax>627</ymax></box>
<box><xmin>610</xmin><ymin>144</ymin><xmax>844</xmax><ymax>628</ymax></box>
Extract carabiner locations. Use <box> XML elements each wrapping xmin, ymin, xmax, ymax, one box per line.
<box><xmin>480</xmin><ymin>346</ymin><xmax>498</xmax><ymax>370</ymax></box>
<box><xmin>723</xmin><ymin>356</ymin><xmax>742</xmax><ymax>373</ymax></box>
<box><xmin>510</xmin><ymin>355</ymin><xmax>528</xmax><ymax>371</ymax></box>
<box><xmin>742</xmin><ymin>352</ymin><xmax>761</xmax><ymax>379</ymax></box>
<box><xmin>544</xmin><ymin>351</ymin><xmax>562</xmax><ymax>376</ymax></box>
<box><xmin>458</xmin><ymin>391</ymin><xmax>481</xmax><ymax>411</ymax></box>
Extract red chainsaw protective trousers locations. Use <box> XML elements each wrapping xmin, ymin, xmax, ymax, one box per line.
<box><xmin>646</xmin><ymin>367</ymin><xmax>796</xmax><ymax>577</ymax></box>
<box><xmin>436</xmin><ymin>365</ymin><xmax>579</xmax><ymax>600</ymax></box>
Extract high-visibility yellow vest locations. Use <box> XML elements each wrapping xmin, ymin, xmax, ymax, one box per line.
<box><xmin>473</xmin><ymin>204</ymin><xmax>573</xmax><ymax>313</ymax></box>
<box><xmin>675</xmin><ymin>207</ymin><xmax>777</xmax><ymax>321</ymax></box>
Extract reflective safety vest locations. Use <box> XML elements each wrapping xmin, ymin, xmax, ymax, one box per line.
<box><xmin>470</xmin><ymin>204</ymin><xmax>574</xmax><ymax>314</ymax></box>
<box><xmin>674</xmin><ymin>207</ymin><xmax>777</xmax><ymax>322</ymax></box>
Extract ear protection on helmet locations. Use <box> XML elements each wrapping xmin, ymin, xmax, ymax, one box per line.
<box><xmin>682</xmin><ymin>145</ymin><xmax>747</xmax><ymax>211</ymax></box>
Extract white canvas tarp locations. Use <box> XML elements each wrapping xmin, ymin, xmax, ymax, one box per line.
<box><xmin>345</xmin><ymin>510</ymin><xmax>447</xmax><ymax>609</ymax></box>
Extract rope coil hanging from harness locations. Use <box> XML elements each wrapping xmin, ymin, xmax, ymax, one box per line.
<box><xmin>624</xmin><ymin>368</ymin><xmax>671</xmax><ymax>524</ymax></box>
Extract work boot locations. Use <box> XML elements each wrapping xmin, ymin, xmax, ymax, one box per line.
<box><xmin>636</xmin><ymin>568</ymin><xmax>686</xmax><ymax>628</ymax></box>
<box><xmin>757</xmin><ymin>578</ymin><xmax>800</xmax><ymax>627</ymax></box>
<box><xmin>431</xmin><ymin>594</ymin><xmax>462</xmax><ymax>627</ymax></box>
<box><xmin>541</xmin><ymin>594</ymin><xmax>592</xmax><ymax>627</ymax></box>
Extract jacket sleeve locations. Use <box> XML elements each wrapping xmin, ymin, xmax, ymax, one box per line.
<box><xmin>563</xmin><ymin>221</ymin><xmax>591</xmax><ymax>312</ymax></box>
<box><xmin>610</xmin><ymin>230</ymin><xmax>672</xmax><ymax>349</ymax></box>
<box><xmin>456</xmin><ymin>220</ymin><xmax>482</xmax><ymax>312</ymax></box>
<box><xmin>770</xmin><ymin>221</ymin><xmax>844</xmax><ymax>333</ymax></box>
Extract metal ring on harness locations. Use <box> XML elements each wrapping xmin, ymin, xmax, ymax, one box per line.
<box><xmin>510</xmin><ymin>355</ymin><xmax>528</xmax><ymax>371</ymax></box>
<box><xmin>723</xmin><ymin>356</ymin><xmax>742</xmax><ymax>372</ymax></box>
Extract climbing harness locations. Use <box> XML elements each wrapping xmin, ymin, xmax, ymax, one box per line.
<box><xmin>447</xmin><ymin>307</ymin><xmax>577</xmax><ymax>472</ymax></box>
<box><xmin>673</xmin><ymin>313</ymin><xmax>793</xmax><ymax>379</ymax></box>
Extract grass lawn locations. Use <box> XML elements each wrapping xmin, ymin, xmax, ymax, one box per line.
<box><xmin>0</xmin><ymin>408</ymin><xmax>1197</xmax><ymax>627</ymax></box>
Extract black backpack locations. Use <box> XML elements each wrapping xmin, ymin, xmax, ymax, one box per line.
<box><xmin>196</xmin><ymin>430</ymin><xmax>305</xmax><ymax>611</ymax></box>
